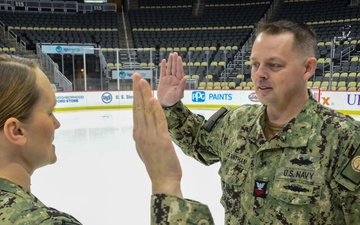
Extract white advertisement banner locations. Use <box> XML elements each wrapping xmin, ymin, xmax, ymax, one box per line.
<box><xmin>111</xmin><ymin>69</ymin><xmax>152</xmax><ymax>80</ymax></box>
<box><xmin>320</xmin><ymin>91</ymin><xmax>360</xmax><ymax>111</ymax></box>
<box><xmin>182</xmin><ymin>90</ymin><xmax>262</xmax><ymax>106</ymax></box>
<box><xmin>55</xmin><ymin>91</ymin><xmax>136</xmax><ymax>109</ymax></box>
<box><xmin>41</xmin><ymin>44</ymin><xmax>95</xmax><ymax>54</ymax></box>
<box><xmin>55</xmin><ymin>90</ymin><xmax>360</xmax><ymax>114</ymax></box>
<box><xmin>56</xmin><ymin>92</ymin><xmax>87</xmax><ymax>108</ymax></box>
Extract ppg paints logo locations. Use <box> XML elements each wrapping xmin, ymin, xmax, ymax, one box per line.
<box><xmin>102</xmin><ymin>92</ymin><xmax>113</xmax><ymax>104</ymax></box>
<box><xmin>192</xmin><ymin>91</ymin><xmax>206</xmax><ymax>102</ymax></box>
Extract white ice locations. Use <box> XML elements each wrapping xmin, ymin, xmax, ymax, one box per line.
<box><xmin>31</xmin><ymin>109</ymin><xmax>360</xmax><ymax>225</ymax></box>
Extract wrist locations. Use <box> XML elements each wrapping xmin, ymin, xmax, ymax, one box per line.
<box><xmin>152</xmin><ymin>180</ymin><xmax>183</xmax><ymax>198</ymax></box>
<box><xmin>161</xmin><ymin>101</ymin><xmax>181</xmax><ymax>109</ymax></box>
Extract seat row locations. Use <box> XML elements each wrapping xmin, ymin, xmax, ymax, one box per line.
<box><xmin>194</xmin><ymin>80</ymin><xmax>360</xmax><ymax>91</ymax></box>
<box><xmin>309</xmin><ymin>80</ymin><xmax>360</xmax><ymax>91</ymax></box>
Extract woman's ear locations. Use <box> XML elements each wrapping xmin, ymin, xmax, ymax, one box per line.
<box><xmin>3</xmin><ymin>118</ymin><xmax>27</xmax><ymax>146</ymax></box>
<box><xmin>304</xmin><ymin>57</ymin><xmax>318</xmax><ymax>81</ymax></box>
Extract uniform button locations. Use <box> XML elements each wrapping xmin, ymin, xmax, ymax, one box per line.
<box><xmin>197</xmin><ymin>219</ymin><xmax>209</xmax><ymax>225</ymax></box>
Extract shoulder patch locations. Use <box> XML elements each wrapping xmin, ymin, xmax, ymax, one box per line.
<box><xmin>341</xmin><ymin>146</ymin><xmax>360</xmax><ymax>185</ymax></box>
<box><xmin>202</xmin><ymin>107</ymin><xmax>228</xmax><ymax>132</ymax></box>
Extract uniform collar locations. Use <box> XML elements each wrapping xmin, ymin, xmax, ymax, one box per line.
<box><xmin>247</xmin><ymin>95</ymin><xmax>319</xmax><ymax>150</ymax></box>
<box><xmin>0</xmin><ymin>177</ymin><xmax>37</xmax><ymax>202</ymax></box>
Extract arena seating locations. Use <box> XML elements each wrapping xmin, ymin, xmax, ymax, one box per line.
<box><xmin>271</xmin><ymin>0</ymin><xmax>360</xmax><ymax>91</ymax></box>
<box><xmin>129</xmin><ymin>0</ymin><xmax>272</xmax><ymax>86</ymax></box>
<box><xmin>0</xmin><ymin>0</ymin><xmax>359</xmax><ymax>91</ymax></box>
<box><xmin>0</xmin><ymin>11</ymin><xmax>119</xmax><ymax>50</ymax></box>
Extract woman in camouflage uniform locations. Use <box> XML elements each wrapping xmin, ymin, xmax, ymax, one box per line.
<box><xmin>0</xmin><ymin>54</ymin><xmax>81</xmax><ymax>224</ymax></box>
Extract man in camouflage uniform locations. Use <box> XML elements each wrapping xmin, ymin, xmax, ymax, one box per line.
<box><xmin>148</xmin><ymin>20</ymin><xmax>360</xmax><ymax>224</ymax></box>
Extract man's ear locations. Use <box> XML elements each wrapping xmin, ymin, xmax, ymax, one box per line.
<box><xmin>304</xmin><ymin>57</ymin><xmax>317</xmax><ymax>81</ymax></box>
<box><xmin>3</xmin><ymin>118</ymin><xmax>27</xmax><ymax>146</ymax></box>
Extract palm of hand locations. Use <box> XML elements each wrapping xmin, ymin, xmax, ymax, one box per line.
<box><xmin>157</xmin><ymin>73</ymin><xmax>185</xmax><ymax>107</ymax></box>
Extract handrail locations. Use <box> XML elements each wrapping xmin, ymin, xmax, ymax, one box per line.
<box><xmin>7</xmin><ymin>29</ymin><xmax>17</xmax><ymax>47</ymax></box>
<box><xmin>0</xmin><ymin>20</ymin><xmax>5</xmax><ymax>35</ymax></box>
<box><xmin>36</xmin><ymin>43</ymin><xmax>73</xmax><ymax>91</ymax></box>
<box><xmin>120</xmin><ymin>7</ymin><xmax>133</xmax><ymax>67</ymax></box>
<box><xmin>19</xmin><ymin>39</ymin><xmax>26</xmax><ymax>51</ymax></box>
<box><xmin>0</xmin><ymin>0</ymin><xmax>116</xmax><ymax>13</ymax></box>
<box><xmin>340</xmin><ymin>45</ymin><xmax>355</xmax><ymax>64</ymax></box>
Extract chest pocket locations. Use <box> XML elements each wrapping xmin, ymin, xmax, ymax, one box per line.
<box><xmin>269</xmin><ymin>179</ymin><xmax>322</xmax><ymax>205</ymax></box>
<box><xmin>219</xmin><ymin>153</ymin><xmax>252</xmax><ymax>214</ymax></box>
<box><xmin>269</xmin><ymin>148</ymin><xmax>325</xmax><ymax>206</ymax></box>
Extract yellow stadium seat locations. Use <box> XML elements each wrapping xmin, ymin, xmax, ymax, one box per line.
<box><xmin>239</xmin><ymin>81</ymin><xmax>247</xmax><ymax>88</ymax></box>
<box><xmin>206</xmin><ymin>82</ymin><xmax>214</xmax><ymax>88</ymax></box>
<box><xmin>337</xmin><ymin>81</ymin><xmax>346</xmax><ymax>87</ymax></box>
<box><xmin>246</xmin><ymin>81</ymin><xmax>254</xmax><ymax>88</ymax></box>
<box><xmin>210</xmin><ymin>61</ymin><xmax>218</xmax><ymax>66</ymax></box>
<box><xmin>348</xmin><ymin>81</ymin><xmax>357</xmax><ymax>88</ymax></box>
<box><xmin>218</xmin><ymin>61</ymin><xmax>226</xmax><ymax>67</ymax></box>
<box><xmin>312</xmin><ymin>81</ymin><xmax>321</xmax><ymax>87</ymax></box>
<box><xmin>237</xmin><ymin>74</ymin><xmax>244</xmax><ymax>79</ymax></box>
<box><xmin>140</xmin><ymin>62</ymin><xmax>148</xmax><ymax>68</ymax></box>
<box><xmin>205</xmin><ymin>75</ymin><xmax>213</xmax><ymax>81</ymax></box>
<box><xmin>198</xmin><ymin>82</ymin><xmax>206</xmax><ymax>88</ymax></box>
<box><xmin>191</xmin><ymin>75</ymin><xmax>199</xmax><ymax>80</ymax></box>
<box><xmin>348</xmin><ymin>87</ymin><xmax>357</xmax><ymax>91</ymax></box>
<box><xmin>228</xmin><ymin>82</ymin><xmax>236</xmax><ymax>89</ymax></box>
<box><xmin>321</xmin><ymin>81</ymin><xmax>329</xmax><ymax>88</ymax></box>
<box><xmin>221</xmin><ymin>82</ymin><xmax>229</xmax><ymax>88</ymax></box>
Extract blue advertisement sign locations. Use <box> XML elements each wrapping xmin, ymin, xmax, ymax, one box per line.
<box><xmin>191</xmin><ymin>91</ymin><xmax>233</xmax><ymax>102</ymax></box>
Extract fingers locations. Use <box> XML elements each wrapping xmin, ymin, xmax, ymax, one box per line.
<box><xmin>165</xmin><ymin>53</ymin><xmax>173</xmax><ymax>77</ymax></box>
<box><xmin>160</xmin><ymin>52</ymin><xmax>183</xmax><ymax>78</ymax></box>
<box><xmin>132</xmin><ymin>73</ymin><xmax>143</xmax><ymax>132</ymax></box>
<box><xmin>176</xmin><ymin>54</ymin><xmax>184</xmax><ymax>79</ymax></box>
<box><xmin>160</xmin><ymin>59</ymin><xmax>167</xmax><ymax>78</ymax></box>
<box><xmin>150</xmin><ymin>96</ymin><xmax>168</xmax><ymax>136</ymax></box>
<box><xmin>139</xmin><ymin>78</ymin><xmax>158</xmax><ymax>135</ymax></box>
<box><xmin>171</xmin><ymin>52</ymin><xmax>178</xmax><ymax>76</ymax></box>
<box><xmin>133</xmin><ymin>72</ymin><xmax>163</xmax><ymax>137</ymax></box>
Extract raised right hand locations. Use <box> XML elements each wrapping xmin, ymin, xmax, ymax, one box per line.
<box><xmin>132</xmin><ymin>73</ymin><xmax>183</xmax><ymax>198</ymax></box>
<box><xmin>157</xmin><ymin>52</ymin><xmax>187</xmax><ymax>107</ymax></box>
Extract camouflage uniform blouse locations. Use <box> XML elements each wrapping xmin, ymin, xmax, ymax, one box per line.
<box><xmin>151</xmin><ymin>194</ymin><xmax>214</xmax><ymax>225</ymax></box>
<box><xmin>0</xmin><ymin>178</ymin><xmax>81</xmax><ymax>225</ymax></box>
<box><xmin>160</xmin><ymin>95</ymin><xmax>360</xmax><ymax>225</ymax></box>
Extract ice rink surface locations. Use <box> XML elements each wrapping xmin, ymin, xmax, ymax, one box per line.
<box><xmin>31</xmin><ymin>109</ymin><xmax>360</xmax><ymax>225</ymax></box>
